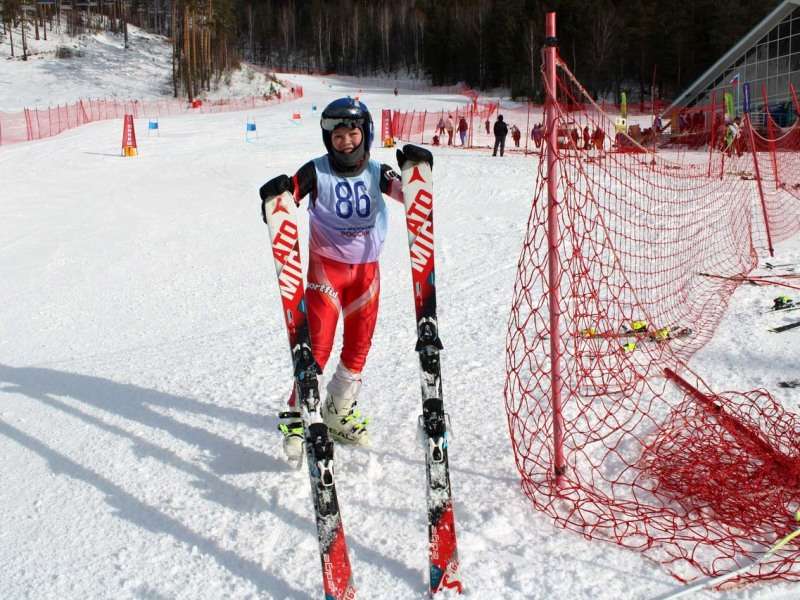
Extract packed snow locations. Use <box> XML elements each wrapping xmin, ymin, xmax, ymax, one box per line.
<box><xmin>1</xmin><ymin>28</ymin><xmax>799</xmax><ymax>600</ymax></box>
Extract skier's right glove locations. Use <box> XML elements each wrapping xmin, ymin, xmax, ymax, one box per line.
<box><xmin>260</xmin><ymin>174</ymin><xmax>293</xmax><ymax>224</ymax></box>
<box><xmin>396</xmin><ymin>144</ymin><xmax>433</xmax><ymax>170</ymax></box>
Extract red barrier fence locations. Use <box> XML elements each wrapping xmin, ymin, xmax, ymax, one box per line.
<box><xmin>0</xmin><ymin>86</ymin><xmax>303</xmax><ymax>146</ymax></box>
<box><xmin>503</xmin><ymin>12</ymin><xmax>800</xmax><ymax>591</ymax></box>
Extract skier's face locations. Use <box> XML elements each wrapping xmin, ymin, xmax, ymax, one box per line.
<box><xmin>331</xmin><ymin>127</ymin><xmax>363</xmax><ymax>153</ymax></box>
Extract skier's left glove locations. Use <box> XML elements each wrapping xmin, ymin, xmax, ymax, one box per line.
<box><xmin>396</xmin><ymin>144</ymin><xmax>433</xmax><ymax>170</ymax></box>
<box><xmin>260</xmin><ymin>174</ymin><xmax>293</xmax><ymax>224</ymax></box>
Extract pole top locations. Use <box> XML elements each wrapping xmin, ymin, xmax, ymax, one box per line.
<box><xmin>546</xmin><ymin>11</ymin><xmax>556</xmax><ymax>37</ymax></box>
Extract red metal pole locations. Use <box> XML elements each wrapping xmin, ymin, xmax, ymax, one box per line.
<box><xmin>790</xmin><ymin>84</ymin><xmax>800</xmax><ymax>119</ymax></box>
<box><xmin>745</xmin><ymin>113</ymin><xmax>775</xmax><ymax>256</ymax></box>
<box><xmin>544</xmin><ymin>12</ymin><xmax>566</xmax><ymax>487</ymax></box>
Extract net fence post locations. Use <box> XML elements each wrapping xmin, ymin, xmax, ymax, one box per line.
<box><xmin>544</xmin><ymin>11</ymin><xmax>566</xmax><ymax>487</ymax></box>
<box><xmin>744</xmin><ymin>113</ymin><xmax>775</xmax><ymax>257</ymax></box>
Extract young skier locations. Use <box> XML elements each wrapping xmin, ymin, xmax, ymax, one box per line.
<box><xmin>259</xmin><ymin>97</ymin><xmax>432</xmax><ymax>461</ymax></box>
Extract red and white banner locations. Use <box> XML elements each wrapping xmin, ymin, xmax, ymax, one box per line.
<box><xmin>381</xmin><ymin>109</ymin><xmax>393</xmax><ymax>141</ymax></box>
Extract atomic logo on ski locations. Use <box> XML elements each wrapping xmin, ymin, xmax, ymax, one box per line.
<box><xmin>271</xmin><ymin>197</ymin><xmax>290</xmax><ymax>214</ymax></box>
<box><xmin>409</xmin><ymin>165</ymin><xmax>426</xmax><ymax>183</ymax></box>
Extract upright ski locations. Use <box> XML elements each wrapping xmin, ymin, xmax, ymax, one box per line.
<box><xmin>399</xmin><ymin>148</ymin><xmax>463</xmax><ymax>596</ymax></box>
<box><xmin>263</xmin><ymin>191</ymin><xmax>356</xmax><ymax>600</ymax></box>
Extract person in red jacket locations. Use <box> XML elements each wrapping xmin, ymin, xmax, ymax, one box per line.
<box><xmin>511</xmin><ymin>124</ymin><xmax>521</xmax><ymax>148</ymax></box>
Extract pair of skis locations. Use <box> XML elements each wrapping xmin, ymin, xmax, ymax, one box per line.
<box><xmin>262</xmin><ymin>152</ymin><xmax>461</xmax><ymax>598</ymax></box>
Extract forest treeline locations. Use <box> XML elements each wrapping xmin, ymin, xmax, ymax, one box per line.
<box><xmin>1</xmin><ymin>0</ymin><xmax>783</xmax><ymax>101</ymax></box>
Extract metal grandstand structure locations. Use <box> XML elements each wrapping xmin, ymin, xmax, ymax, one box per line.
<box><xmin>667</xmin><ymin>0</ymin><xmax>800</xmax><ymax>123</ymax></box>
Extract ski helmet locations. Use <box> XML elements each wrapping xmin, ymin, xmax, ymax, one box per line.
<box><xmin>320</xmin><ymin>97</ymin><xmax>374</xmax><ymax>171</ymax></box>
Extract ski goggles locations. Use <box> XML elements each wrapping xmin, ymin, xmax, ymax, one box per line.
<box><xmin>320</xmin><ymin>116</ymin><xmax>367</xmax><ymax>132</ymax></box>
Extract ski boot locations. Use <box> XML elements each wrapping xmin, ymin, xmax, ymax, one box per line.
<box><xmin>321</xmin><ymin>364</ymin><xmax>370</xmax><ymax>446</ymax></box>
<box><xmin>278</xmin><ymin>410</ymin><xmax>305</xmax><ymax>469</ymax></box>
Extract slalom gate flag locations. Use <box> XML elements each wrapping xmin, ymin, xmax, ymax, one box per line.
<box><xmin>743</xmin><ymin>83</ymin><xmax>751</xmax><ymax>113</ymax></box>
<box><xmin>620</xmin><ymin>92</ymin><xmax>628</xmax><ymax>119</ymax></box>
<box><xmin>724</xmin><ymin>92</ymin><xmax>734</xmax><ymax>120</ymax></box>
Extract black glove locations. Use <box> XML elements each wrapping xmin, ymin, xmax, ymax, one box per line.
<box><xmin>260</xmin><ymin>174</ymin><xmax>292</xmax><ymax>224</ymax></box>
<box><xmin>396</xmin><ymin>144</ymin><xmax>433</xmax><ymax>170</ymax></box>
<box><xmin>259</xmin><ymin>174</ymin><xmax>292</xmax><ymax>201</ymax></box>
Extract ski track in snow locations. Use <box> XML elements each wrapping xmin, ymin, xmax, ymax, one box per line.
<box><xmin>2</xmin><ymin>64</ymin><xmax>799</xmax><ymax>600</ymax></box>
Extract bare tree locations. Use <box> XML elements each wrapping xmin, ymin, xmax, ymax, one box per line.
<box><xmin>589</xmin><ymin>2</ymin><xmax>617</xmax><ymax>97</ymax></box>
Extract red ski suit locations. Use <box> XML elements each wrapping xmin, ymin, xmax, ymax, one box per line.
<box><xmin>287</xmin><ymin>158</ymin><xmax>403</xmax><ymax>406</ymax></box>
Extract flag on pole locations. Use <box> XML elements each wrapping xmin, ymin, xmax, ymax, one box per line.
<box><xmin>730</xmin><ymin>73</ymin><xmax>740</xmax><ymax>86</ymax></box>
<box><xmin>724</xmin><ymin>92</ymin><xmax>734</xmax><ymax>120</ymax></box>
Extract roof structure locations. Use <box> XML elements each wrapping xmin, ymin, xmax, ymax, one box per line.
<box><xmin>666</xmin><ymin>0</ymin><xmax>800</xmax><ymax>117</ymax></box>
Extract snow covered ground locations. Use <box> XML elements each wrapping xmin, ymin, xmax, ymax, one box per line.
<box><xmin>0</xmin><ymin>24</ymin><xmax>283</xmax><ymax>111</ymax></box>
<box><xmin>1</xmin><ymin>34</ymin><xmax>799</xmax><ymax>600</ymax></box>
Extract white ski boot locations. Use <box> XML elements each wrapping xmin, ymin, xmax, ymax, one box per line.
<box><xmin>278</xmin><ymin>410</ymin><xmax>305</xmax><ymax>469</ymax></box>
<box><xmin>321</xmin><ymin>364</ymin><xmax>370</xmax><ymax>446</ymax></box>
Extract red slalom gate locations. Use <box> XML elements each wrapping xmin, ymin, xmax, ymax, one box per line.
<box><xmin>121</xmin><ymin>114</ymin><xmax>138</xmax><ymax>157</ymax></box>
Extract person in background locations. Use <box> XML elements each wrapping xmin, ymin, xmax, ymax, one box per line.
<box><xmin>492</xmin><ymin>114</ymin><xmax>508</xmax><ymax>157</ymax></box>
<box><xmin>458</xmin><ymin>116</ymin><xmax>469</xmax><ymax>146</ymax></box>
<box><xmin>592</xmin><ymin>126</ymin><xmax>606</xmax><ymax>152</ymax></box>
<box><xmin>485</xmin><ymin>118</ymin><xmax>491</xmax><ymax>134</ymax></box>
<box><xmin>510</xmin><ymin>124</ymin><xmax>521</xmax><ymax>148</ymax></box>
<box><xmin>437</xmin><ymin>116</ymin><xmax>446</xmax><ymax>136</ymax></box>
<box><xmin>582</xmin><ymin>125</ymin><xmax>591</xmax><ymax>150</ymax></box>
<box><xmin>445</xmin><ymin>115</ymin><xmax>455</xmax><ymax>145</ymax></box>
<box><xmin>532</xmin><ymin>123</ymin><xmax>544</xmax><ymax>148</ymax></box>
<box><xmin>725</xmin><ymin>116</ymin><xmax>743</xmax><ymax>157</ymax></box>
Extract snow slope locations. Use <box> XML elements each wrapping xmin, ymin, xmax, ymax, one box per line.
<box><xmin>1</xmin><ymin>60</ymin><xmax>799</xmax><ymax>600</ymax></box>
<box><xmin>0</xmin><ymin>24</ymin><xmax>283</xmax><ymax>111</ymax></box>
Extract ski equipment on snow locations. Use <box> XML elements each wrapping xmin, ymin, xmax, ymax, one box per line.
<box><xmin>581</xmin><ymin>323</ymin><xmax>693</xmax><ymax>342</ymax></box>
<box><xmin>399</xmin><ymin>147</ymin><xmax>463</xmax><ymax>596</ymax></box>
<box><xmin>652</xmin><ymin>510</ymin><xmax>800</xmax><ymax>600</ymax></box>
<box><xmin>769</xmin><ymin>318</ymin><xmax>800</xmax><ymax>333</ymax></box>
<box><xmin>765</xmin><ymin>261</ymin><xmax>799</xmax><ymax>271</ymax></box>
<box><xmin>263</xmin><ymin>191</ymin><xmax>357</xmax><ymax>600</ymax></box>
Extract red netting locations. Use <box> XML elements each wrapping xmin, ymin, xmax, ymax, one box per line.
<box><xmin>0</xmin><ymin>85</ymin><xmax>303</xmax><ymax>146</ymax></box>
<box><xmin>504</xmin><ymin>50</ymin><xmax>800</xmax><ymax>587</ymax></box>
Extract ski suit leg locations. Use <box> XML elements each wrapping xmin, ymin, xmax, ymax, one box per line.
<box><xmin>286</xmin><ymin>253</ymin><xmax>341</xmax><ymax>407</ymax></box>
<box><xmin>306</xmin><ymin>253</ymin><xmax>344</xmax><ymax>371</ymax></box>
<box><xmin>286</xmin><ymin>255</ymin><xmax>379</xmax><ymax>406</ymax></box>
<box><xmin>339</xmin><ymin>262</ymin><xmax>380</xmax><ymax>374</ymax></box>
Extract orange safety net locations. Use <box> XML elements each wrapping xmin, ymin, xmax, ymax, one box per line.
<box><xmin>504</xmin><ymin>52</ymin><xmax>800</xmax><ymax>587</ymax></box>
